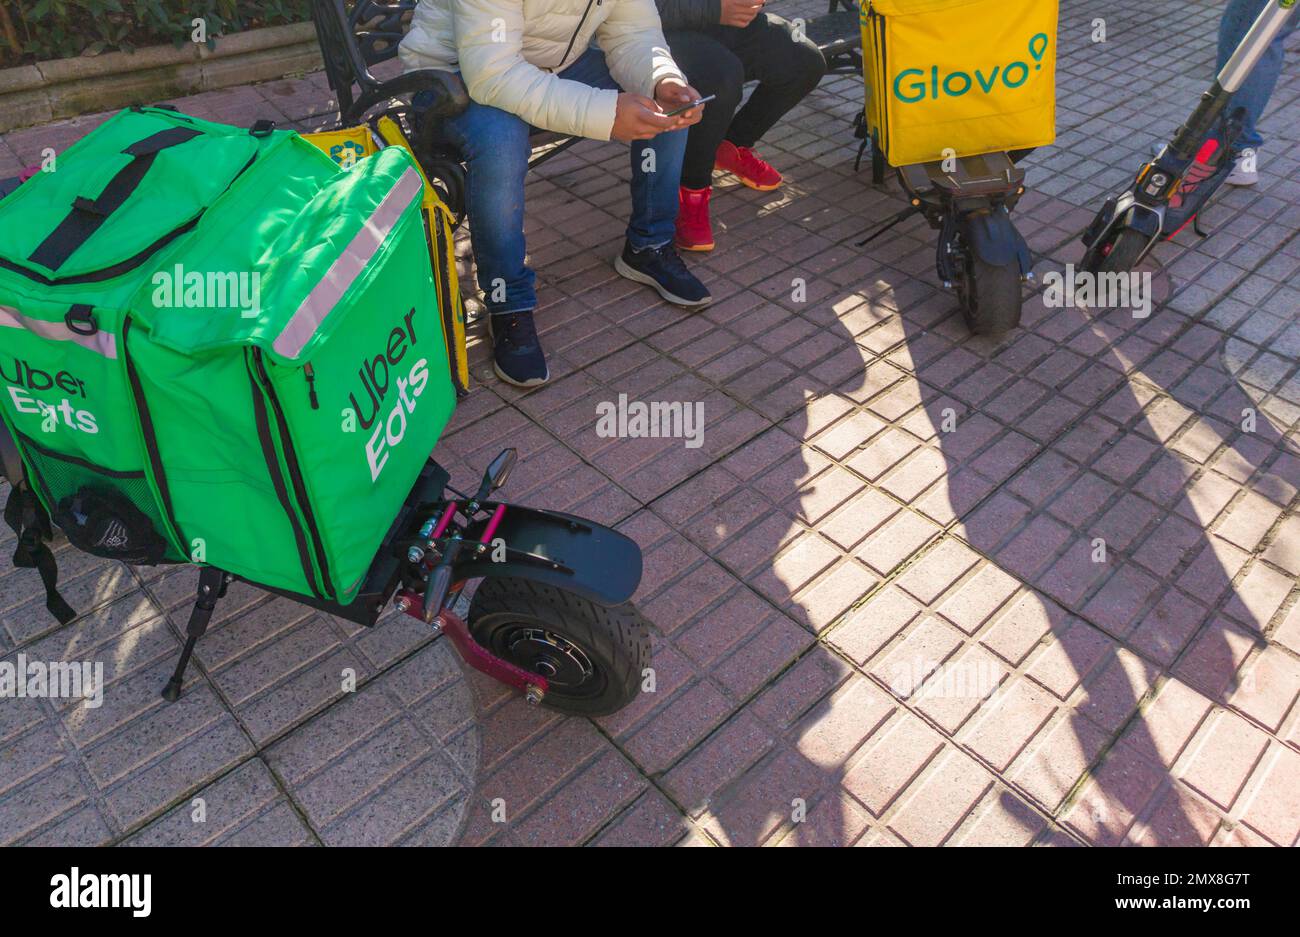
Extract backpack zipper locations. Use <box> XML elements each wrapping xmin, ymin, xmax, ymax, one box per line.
<box><xmin>121</xmin><ymin>315</ymin><xmax>188</xmax><ymax>560</ymax></box>
<box><xmin>251</xmin><ymin>349</ymin><xmax>334</xmax><ymax>600</ymax></box>
<box><xmin>304</xmin><ymin>363</ymin><xmax>320</xmax><ymax>409</ymax></box>
<box><xmin>246</xmin><ymin>350</ymin><xmax>326</xmax><ymax>600</ymax></box>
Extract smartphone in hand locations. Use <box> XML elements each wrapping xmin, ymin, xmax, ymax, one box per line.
<box><xmin>661</xmin><ymin>94</ymin><xmax>717</xmax><ymax>118</ymax></box>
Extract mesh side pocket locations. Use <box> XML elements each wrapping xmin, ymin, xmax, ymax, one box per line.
<box><xmin>19</xmin><ymin>433</ymin><xmax>177</xmax><ymax>564</ymax></box>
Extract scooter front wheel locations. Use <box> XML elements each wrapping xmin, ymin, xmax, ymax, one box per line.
<box><xmin>468</xmin><ymin>577</ymin><xmax>650</xmax><ymax>716</ymax></box>
<box><xmin>1088</xmin><ymin>228</ymin><xmax>1149</xmax><ymax>276</ymax></box>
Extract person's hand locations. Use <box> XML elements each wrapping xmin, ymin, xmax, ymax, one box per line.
<box><xmin>612</xmin><ymin>92</ymin><xmax>675</xmax><ymax>142</ymax></box>
<box><xmin>720</xmin><ymin>0</ymin><xmax>763</xmax><ymax>28</ymax></box>
<box><xmin>653</xmin><ymin>78</ymin><xmax>706</xmax><ymax>129</ymax></box>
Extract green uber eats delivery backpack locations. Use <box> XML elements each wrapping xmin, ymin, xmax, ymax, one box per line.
<box><xmin>0</xmin><ymin>106</ymin><xmax>457</xmax><ymax>623</ymax></box>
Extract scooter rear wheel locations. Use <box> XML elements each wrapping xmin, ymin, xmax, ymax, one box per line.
<box><xmin>958</xmin><ymin>251</ymin><xmax>1022</xmax><ymax>336</ymax></box>
<box><xmin>468</xmin><ymin>577</ymin><xmax>650</xmax><ymax>716</ymax></box>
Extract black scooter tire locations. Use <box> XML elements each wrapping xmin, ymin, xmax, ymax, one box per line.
<box><xmin>959</xmin><ymin>254</ymin><xmax>1022</xmax><ymax>336</ymax></box>
<box><xmin>469</xmin><ymin>577</ymin><xmax>650</xmax><ymax>716</ymax></box>
<box><xmin>1092</xmin><ymin>228</ymin><xmax>1149</xmax><ymax>277</ymax></box>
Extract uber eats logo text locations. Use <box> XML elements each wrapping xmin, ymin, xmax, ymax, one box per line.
<box><xmin>2</xmin><ymin>358</ymin><xmax>97</xmax><ymax>433</ymax></box>
<box><xmin>893</xmin><ymin>33</ymin><xmax>1050</xmax><ymax>103</ymax></box>
<box><xmin>346</xmin><ymin>308</ymin><xmax>428</xmax><ymax>482</ymax></box>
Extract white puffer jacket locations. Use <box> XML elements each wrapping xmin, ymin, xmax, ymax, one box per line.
<box><xmin>399</xmin><ymin>0</ymin><xmax>686</xmax><ymax>142</ymax></box>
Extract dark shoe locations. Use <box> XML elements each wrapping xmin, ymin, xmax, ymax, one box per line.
<box><xmin>488</xmin><ymin>311</ymin><xmax>549</xmax><ymax>387</ymax></box>
<box><xmin>614</xmin><ymin>241</ymin><xmax>711</xmax><ymax>308</ymax></box>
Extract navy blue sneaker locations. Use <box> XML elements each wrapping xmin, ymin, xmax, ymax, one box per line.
<box><xmin>614</xmin><ymin>241</ymin><xmax>711</xmax><ymax>308</ymax></box>
<box><xmin>488</xmin><ymin>311</ymin><xmax>549</xmax><ymax>388</ymax></box>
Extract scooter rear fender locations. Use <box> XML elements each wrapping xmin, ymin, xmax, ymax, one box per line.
<box><xmin>963</xmin><ymin>210</ymin><xmax>1031</xmax><ymax>274</ymax></box>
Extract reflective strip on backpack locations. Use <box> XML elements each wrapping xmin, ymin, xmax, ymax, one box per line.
<box><xmin>272</xmin><ymin>167</ymin><xmax>424</xmax><ymax>360</ymax></box>
<box><xmin>0</xmin><ymin>305</ymin><xmax>118</xmax><ymax>359</ymax></box>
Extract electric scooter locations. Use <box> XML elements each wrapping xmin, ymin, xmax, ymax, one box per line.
<box><xmin>155</xmin><ymin>450</ymin><xmax>652</xmax><ymax>716</ymax></box>
<box><xmin>1</xmin><ymin>412</ymin><xmax>650</xmax><ymax>716</ymax></box>
<box><xmin>1081</xmin><ymin>0</ymin><xmax>1297</xmax><ymax>274</ymax></box>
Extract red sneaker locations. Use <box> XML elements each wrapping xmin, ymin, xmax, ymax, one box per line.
<box><xmin>714</xmin><ymin>141</ymin><xmax>782</xmax><ymax>191</ymax></box>
<box><xmin>674</xmin><ymin>185</ymin><xmax>715</xmax><ymax>252</ymax></box>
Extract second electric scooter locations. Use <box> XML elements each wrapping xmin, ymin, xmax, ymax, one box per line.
<box><xmin>1081</xmin><ymin>0</ymin><xmax>1296</xmax><ymax>274</ymax></box>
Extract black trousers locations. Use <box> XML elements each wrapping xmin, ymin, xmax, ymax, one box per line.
<box><xmin>665</xmin><ymin>14</ymin><xmax>827</xmax><ymax>189</ymax></box>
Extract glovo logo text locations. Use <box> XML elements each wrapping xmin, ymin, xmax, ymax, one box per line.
<box><xmin>893</xmin><ymin>33</ymin><xmax>1050</xmax><ymax>104</ymax></box>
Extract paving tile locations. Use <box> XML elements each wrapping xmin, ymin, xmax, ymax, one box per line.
<box><xmin>886</xmin><ymin>748</ymin><xmax>997</xmax><ymax>846</ymax></box>
<box><xmin>1179</xmin><ymin>709</ymin><xmax>1271</xmax><ymax>812</ymax></box>
<box><xmin>1221</xmin><ymin>560</ymin><xmax>1294</xmax><ymax>631</ymax></box>
<box><xmin>591</xmin><ymin>789</ymin><xmax>692</xmax><ymax>847</ymax></box>
<box><xmin>513</xmin><ymin>746</ymin><xmax>648</xmax><ymax>847</ymax></box>
<box><xmin>700</xmin><ymin>746</ymin><xmax>826</xmax><ymax>846</ymax></box>
<box><xmin>791</xmin><ymin>676</ymin><xmax>896</xmax><ymax>770</ymax></box>
<box><xmin>961</xmin><ymin>678</ymin><xmax>1059</xmax><ymax>772</ymax></box>
<box><xmin>954</xmin><ymin>788</ymin><xmax>1047</xmax><ymax>846</ymax></box>
<box><xmin>980</xmin><ymin>591</ymin><xmax>1064</xmax><ymax>665</ymax></box>
<box><xmin>773</xmin><ymin>792</ymin><xmax>872</xmax><ymax>847</ymax></box>
<box><xmin>662</xmin><ymin>710</ymin><xmax>776</xmax><ymax>815</ymax></box>
<box><xmin>1236</xmin><ymin>742</ymin><xmax>1300</xmax><ymax>846</ymax></box>
<box><xmin>1064</xmin><ymin>740</ymin><xmax>1168</xmax><ymax>846</ymax></box>
<box><xmin>1010</xmin><ymin>715</ymin><xmax>1112</xmax><ymax>814</ymax></box>
<box><xmin>1174</xmin><ymin>617</ymin><xmax>1258</xmax><ymax>700</ymax></box>
<box><xmin>750</xmin><ymin>646</ymin><xmax>854</xmax><ymax>732</ymax></box>
<box><xmin>1224</xmin><ymin>645</ymin><xmax>1300</xmax><ymax>732</ymax></box>
<box><xmin>1118</xmin><ymin>677</ymin><xmax>1213</xmax><ymax>770</ymax></box>
<box><xmin>870</xmin><ymin>615</ymin><xmax>965</xmax><ymax>699</ymax></box>
<box><xmin>620</xmin><ymin>679</ymin><xmax>734</xmax><ymax>774</ymax></box>
<box><xmin>841</xmin><ymin>711</ymin><xmax>944</xmax><ymax>817</ymax></box>
<box><xmin>123</xmin><ymin>759</ymin><xmax>312</xmax><ymax>847</ymax></box>
<box><xmin>938</xmin><ymin>564</ymin><xmax>1023</xmax><ymax>635</ymax></box>
<box><xmin>1124</xmin><ymin>782</ymin><xmax>1224</xmax><ymax>847</ymax></box>
<box><xmin>1076</xmin><ymin>648</ymin><xmax>1160</xmax><ymax>735</ymax></box>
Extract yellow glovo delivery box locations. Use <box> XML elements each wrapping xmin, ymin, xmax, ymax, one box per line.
<box><xmin>302</xmin><ymin>120</ymin><xmax>471</xmax><ymax>395</ymax></box>
<box><xmin>860</xmin><ymin>0</ymin><xmax>1058</xmax><ymax>167</ymax></box>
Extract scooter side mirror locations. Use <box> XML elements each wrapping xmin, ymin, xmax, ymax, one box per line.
<box><xmin>480</xmin><ymin>448</ymin><xmax>517</xmax><ymax>497</ymax></box>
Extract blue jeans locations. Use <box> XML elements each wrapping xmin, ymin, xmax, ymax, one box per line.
<box><xmin>1218</xmin><ymin>0</ymin><xmax>1296</xmax><ymax>151</ymax></box>
<box><xmin>439</xmin><ymin>48</ymin><xmax>687</xmax><ymax>315</ymax></box>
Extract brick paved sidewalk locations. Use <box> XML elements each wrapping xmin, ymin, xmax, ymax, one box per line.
<box><xmin>2</xmin><ymin>0</ymin><xmax>1299</xmax><ymax>846</ymax></box>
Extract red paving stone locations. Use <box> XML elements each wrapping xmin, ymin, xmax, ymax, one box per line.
<box><xmin>2</xmin><ymin>0</ymin><xmax>1299</xmax><ymax>848</ymax></box>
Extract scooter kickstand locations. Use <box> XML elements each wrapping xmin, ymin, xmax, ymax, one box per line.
<box><xmin>161</xmin><ymin>567</ymin><xmax>229</xmax><ymax>701</ymax></box>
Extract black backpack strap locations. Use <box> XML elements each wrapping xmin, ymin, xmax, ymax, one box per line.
<box><xmin>4</xmin><ymin>485</ymin><xmax>76</xmax><ymax>625</ymax></box>
<box><xmin>0</xmin><ymin>418</ymin><xmax>23</xmax><ymax>488</ymax></box>
<box><xmin>28</xmin><ymin>126</ymin><xmax>203</xmax><ymax>272</ymax></box>
<box><xmin>0</xmin><ymin>421</ymin><xmax>75</xmax><ymax>624</ymax></box>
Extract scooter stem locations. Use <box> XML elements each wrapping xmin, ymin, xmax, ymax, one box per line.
<box><xmin>1170</xmin><ymin>0</ymin><xmax>1295</xmax><ymax>160</ymax></box>
<box><xmin>1218</xmin><ymin>0</ymin><xmax>1295</xmax><ymax>93</ymax></box>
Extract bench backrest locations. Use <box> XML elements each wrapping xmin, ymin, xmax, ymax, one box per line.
<box><xmin>310</xmin><ymin>0</ymin><xmax>416</xmax><ymax>118</ymax></box>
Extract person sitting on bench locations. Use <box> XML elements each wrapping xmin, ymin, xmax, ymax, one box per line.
<box><xmin>656</xmin><ymin>0</ymin><xmax>827</xmax><ymax>251</ymax></box>
<box><xmin>400</xmin><ymin>0</ymin><xmax>712</xmax><ymax>388</ymax></box>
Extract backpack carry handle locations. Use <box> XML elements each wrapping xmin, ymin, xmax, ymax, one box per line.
<box><xmin>27</xmin><ymin>126</ymin><xmax>204</xmax><ymax>273</ymax></box>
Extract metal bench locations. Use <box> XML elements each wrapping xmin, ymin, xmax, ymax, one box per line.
<box><xmin>804</xmin><ymin>0</ymin><xmax>864</xmax><ymax>76</ymax></box>
<box><xmin>309</xmin><ymin>0</ymin><xmax>867</xmax><ymax>222</ymax></box>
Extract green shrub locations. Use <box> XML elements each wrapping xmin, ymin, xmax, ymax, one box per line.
<box><xmin>0</xmin><ymin>1</ymin><xmax>312</xmax><ymax>68</ymax></box>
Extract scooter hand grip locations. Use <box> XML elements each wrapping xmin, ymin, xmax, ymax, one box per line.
<box><xmin>422</xmin><ymin>565</ymin><xmax>453</xmax><ymax>623</ymax></box>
